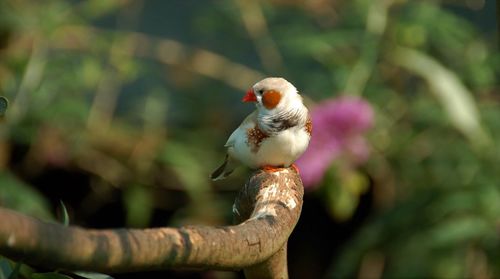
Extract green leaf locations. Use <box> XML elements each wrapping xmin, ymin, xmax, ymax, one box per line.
<box><xmin>58</xmin><ymin>200</ymin><xmax>70</xmax><ymax>226</ymax></box>
<box><xmin>0</xmin><ymin>172</ymin><xmax>53</xmax><ymax>221</ymax></box>
<box><xmin>323</xmin><ymin>168</ymin><xmax>370</xmax><ymax>221</ymax></box>
<box><xmin>123</xmin><ymin>184</ymin><xmax>153</xmax><ymax>228</ymax></box>
<box><xmin>160</xmin><ymin>141</ymin><xmax>212</xmax><ymax>200</ymax></box>
<box><xmin>0</xmin><ymin>97</ymin><xmax>8</xmax><ymax>117</ymax></box>
<box><xmin>31</xmin><ymin>272</ymin><xmax>73</xmax><ymax>279</ymax></box>
<box><xmin>78</xmin><ymin>0</ymin><xmax>124</xmax><ymax>19</ymax></box>
<box><xmin>7</xmin><ymin>261</ymin><xmax>20</xmax><ymax>279</ymax></box>
<box><xmin>343</xmin><ymin>170</ymin><xmax>370</xmax><ymax>196</ymax></box>
<box><xmin>0</xmin><ymin>258</ymin><xmax>12</xmax><ymax>279</ymax></box>
<box><xmin>72</xmin><ymin>271</ymin><xmax>114</xmax><ymax>279</ymax></box>
<box><xmin>391</xmin><ymin>46</ymin><xmax>491</xmax><ymax>149</ymax></box>
<box><xmin>427</xmin><ymin>216</ymin><xmax>490</xmax><ymax>247</ymax></box>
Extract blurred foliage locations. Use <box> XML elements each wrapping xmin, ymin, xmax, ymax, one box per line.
<box><xmin>0</xmin><ymin>172</ymin><xmax>53</xmax><ymax>221</ymax></box>
<box><xmin>1</xmin><ymin>0</ymin><xmax>500</xmax><ymax>278</ymax></box>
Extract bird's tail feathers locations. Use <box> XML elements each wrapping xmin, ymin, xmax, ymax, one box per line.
<box><xmin>210</xmin><ymin>154</ymin><xmax>236</xmax><ymax>181</ymax></box>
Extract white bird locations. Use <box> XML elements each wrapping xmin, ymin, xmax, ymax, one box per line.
<box><xmin>211</xmin><ymin>77</ymin><xmax>312</xmax><ymax>180</ymax></box>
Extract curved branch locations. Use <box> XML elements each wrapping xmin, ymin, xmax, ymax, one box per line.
<box><xmin>0</xmin><ymin>168</ymin><xmax>303</xmax><ymax>277</ymax></box>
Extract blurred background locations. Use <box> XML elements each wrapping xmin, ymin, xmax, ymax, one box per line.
<box><xmin>1</xmin><ymin>0</ymin><xmax>500</xmax><ymax>278</ymax></box>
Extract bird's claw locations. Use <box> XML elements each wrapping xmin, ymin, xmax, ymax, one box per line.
<box><xmin>262</xmin><ymin>165</ymin><xmax>283</xmax><ymax>173</ymax></box>
<box><xmin>261</xmin><ymin>164</ymin><xmax>300</xmax><ymax>174</ymax></box>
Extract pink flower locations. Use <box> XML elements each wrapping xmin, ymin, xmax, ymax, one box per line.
<box><xmin>296</xmin><ymin>97</ymin><xmax>374</xmax><ymax>189</ymax></box>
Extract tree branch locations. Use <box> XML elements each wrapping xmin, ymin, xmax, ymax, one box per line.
<box><xmin>0</xmin><ymin>167</ymin><xmax>303</xmax><ymax>278</ymax></box>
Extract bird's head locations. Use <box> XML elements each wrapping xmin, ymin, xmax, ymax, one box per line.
<box><xmin>242</xmin><ymin>77</ymin><xmax>302</xmax><ymax>112</ymax></box>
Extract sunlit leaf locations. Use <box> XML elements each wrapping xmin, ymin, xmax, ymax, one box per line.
<box><xmin>428</xmin><ymin>217</ymin><xmax>490</xmax><ymax>247</ymax></box>
<box><xmin>392</xmin><ymin>46</ymin><xmax>491</xmax><ymax>149</ymax></box>
<box><xmin>59</xmin><ymin>200</ymin><xmax>70</xmax><ymax>226</ymax></box>
<box><xmin>323</xmin><ymin>168</ymin><xmax>369</xmax><ymax>221</ymax></box>
<box><xmin>72</xmin><ymin>271</ymin><xmax>114</xmax><ymax>279</ymax></box>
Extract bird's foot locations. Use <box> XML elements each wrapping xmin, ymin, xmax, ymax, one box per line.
<box><xmin>262</xmin><ymin>165</ymin><xmax>284</xmax><ymax>173</ymax></box>
<box><xmin>261</xmin><ymin>164</ymin><xmax>300</xmax><ymax>174</ymax></box>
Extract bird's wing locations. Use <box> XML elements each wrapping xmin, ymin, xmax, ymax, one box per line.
<box><xmin>224</xmin><ymin>111</ymin><xmax>257</xmax><ymax>148</ymax></box>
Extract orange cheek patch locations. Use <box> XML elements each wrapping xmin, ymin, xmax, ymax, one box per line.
<box><xmin>262</xmin><ymin>90</ymin><xmax>282</xmax><ymax>110</ymax></box>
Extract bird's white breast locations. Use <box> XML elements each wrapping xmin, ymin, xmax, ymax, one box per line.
<box><xmin>228</xmin><ymin>124</ymin><xmax>310</xmax><ymax>169</ymax></box>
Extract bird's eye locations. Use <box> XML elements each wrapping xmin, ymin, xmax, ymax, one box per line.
<box><xmin>257</xmin><ymin>89</ymin><xmax>265</xmax><ymax>95</ymax></box>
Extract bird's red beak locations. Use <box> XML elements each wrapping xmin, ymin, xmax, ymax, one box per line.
<box><xmin>242</xmin><ymin>89</ymin><xmax>257</xmax><ymax>102</ymax></box>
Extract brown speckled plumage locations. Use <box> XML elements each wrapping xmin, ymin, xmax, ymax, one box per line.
<box><xmin>305</xmin><ymin>116</ymin><xmax>312</xmax><ymax>136</ymax></box>
<box><xmin>246</xmin><ymin>125</ymin><xmax>269</xmax><ymax>153</ymax></box>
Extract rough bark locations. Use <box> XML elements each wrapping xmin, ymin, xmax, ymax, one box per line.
<box><xmin>0</xmin><ymin>167</ymin><xmax>303</xmax><ymax>278</ymax></box>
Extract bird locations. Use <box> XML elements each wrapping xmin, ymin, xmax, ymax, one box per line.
<box><xmin>211</xmin><ymin>77</ymin><xmax>312</xmax><ymax>180</ymax></box>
